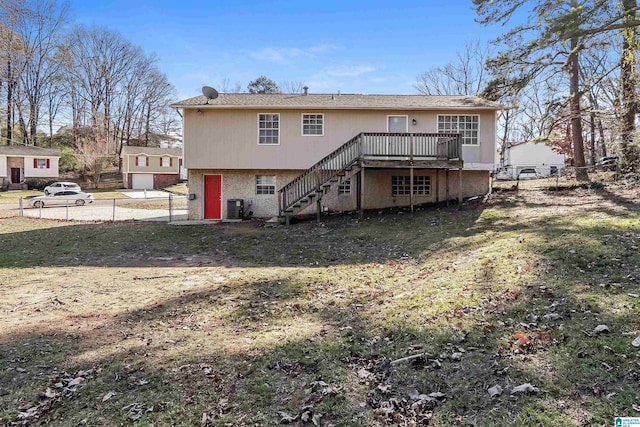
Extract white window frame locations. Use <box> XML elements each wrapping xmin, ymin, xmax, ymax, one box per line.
<box><xmin>338</xmin><ymin>178</ymin><xmax>351</xmax><ymax>195</ymax></box>
<box><xmin>391</xmin><ymin>175</ymin><xmax>431</xmax><ymax>196</ymax></box>
<box><xmin>255</xmin><ymin>175</ymin><xmax>276</xmax><ymax>195</ymax></box>
<box><xmin>437</xmin><ymin>114</ymin><xmax>480</xmax><ymax>146</ymax></box>
<box><xmin>161</xmin><ymin>157</ymin><xmax>170</xmax><ymax>167</ymax></box>
<box><xmin>257</xmin><ymin>113</ymin><xmax>280</xmax><ymax>145</ymax></box>
<box><xmin>137</xmin><ymin>156</ymin><xmax>146</xmax><ymax>167</ymax></box>
<box><xmin>387</xmin><ymin>115</ymin><xmax>409</xmax><ymax>133</ymax></box>
<box><xmin>36</xmin><ymin>158</ymin><xmax>47</xmax><ymax>169</ymax></box>
<box><xmin>301</xmin><ymin>113</ymin><xmax>324</xmax><ymax>136</ymax></box>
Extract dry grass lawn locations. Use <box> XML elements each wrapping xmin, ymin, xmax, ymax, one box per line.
<box><xmin>1</xmin><ymin>181</ymin><xmax>639</xmax><ymax>426</ymax></box>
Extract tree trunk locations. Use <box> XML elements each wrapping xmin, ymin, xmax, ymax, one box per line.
<box><xmin>598</xmin><ymin>118</ymin><xmax>607</xmax><ymax>157</ymax></box>
<box><xmin>6</xmin><ymin>58</ymin><xmax>12</xmax><ymax>145</ymax></box>
<box><xmin>619</xmin><ymin>0</ymin><xmax>639</xmax><ymax>174</ymax></box>
<box><xmin>144</xmin><ymin>103</ymin><xmax>151</xmax><ymax>146</ymax></box>
<box><xmin>569</xmin><ymin>35</ymin><xmax>588</xmax><ymax>181</ymax></box>
<box><xmin>589</xmin><ymin>110</ymin><xmax>596</xmax><ymax>165</ymax></box>
<box><xmin>30</xmin><ymin>102</ymin><xmax>38</xmax><ymax>146</ymax></box>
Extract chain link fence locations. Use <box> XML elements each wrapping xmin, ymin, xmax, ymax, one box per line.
<box><xmin>10</xmin><ymin>194</ymin><xmax>188</xmax><ymax>222</ymax></box>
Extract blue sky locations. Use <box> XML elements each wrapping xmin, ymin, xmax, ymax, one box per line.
<box><xmin>68</xmin><ymin>0</ymin><xmax>504</xmax><ymax>100</ymax></box>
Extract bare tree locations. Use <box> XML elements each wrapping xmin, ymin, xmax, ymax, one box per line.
<box><xmin>219</xmin><ymin>77</ymin><xmax>243</xmax><ymax>93</ymax></box>
<box><xmin>279</xmin><ymin>80</ymin><xmax>306</xmax><ymax>94</ymax></box>
<box><xmin>14</xmin><ymin>0</ymin><xmax>69</xmax><ymax>146</ymax></box>
<box><xmin>415</xmin><ymin>41</ymin><xmax>491</xmax><ymax>96</ymax></box>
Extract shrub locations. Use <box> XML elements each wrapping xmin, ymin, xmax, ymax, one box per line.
<box><xmin>26</xmin><ymin>179</ymin><xmax>56</xmax><ymax>191</ymax></box>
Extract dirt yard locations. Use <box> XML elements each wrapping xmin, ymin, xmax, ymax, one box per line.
<box><xmin>1</xmin><ymin>180</ymin><xmax>639</xmax><ymax>426</ymax></box>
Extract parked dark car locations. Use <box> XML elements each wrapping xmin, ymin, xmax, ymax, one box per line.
<box><xmin>596</xmin><ymin>156</ymin><xmax>618</xmax><ymax>171</ymax></box>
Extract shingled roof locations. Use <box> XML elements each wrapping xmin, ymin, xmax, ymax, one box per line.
<box><xmin>171</xmin><ymin>93</ymin><xmax>503</xmax><ymax>110</ymax></box>
<box><xmin>0</xmin><ymin>145</ymin><xmax>60</xmax><ymax>156</ymax></box>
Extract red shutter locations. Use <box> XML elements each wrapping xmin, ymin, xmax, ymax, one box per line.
<box><xmin>169</xmin><ymin>158</ymin><xmax>173</xmax><ymax>167</ymax></box>
<box><xmin>46</xmin><ymin>159</ymin><xmax>50</xmax><ymax>168</ymax></box>
<box><xmin>34</xmin><ymin>158</ymin><xmax>37</xmax><ymax>168</ymax></box>
<box><xmin>146</xmin><ymin>157</ymin><xmax>149</xmax><ymax>166</ymax></box>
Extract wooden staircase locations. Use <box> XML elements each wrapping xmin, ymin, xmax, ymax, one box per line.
<box><xmin>278</xmin><ymin>132</ymin><xmax>462</xmax><ymax>223</ymax></box>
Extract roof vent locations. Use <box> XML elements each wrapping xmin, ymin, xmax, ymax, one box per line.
<box><xmin>303</xmin><ymin>86</ymin><xmax>309</xmax><ymax>95</ymax></box>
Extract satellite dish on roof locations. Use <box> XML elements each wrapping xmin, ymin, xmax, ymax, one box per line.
<box><xmin>202</xmin><ymin>86</ymin><xmax>219</xmax><ymax>103</ymax></box>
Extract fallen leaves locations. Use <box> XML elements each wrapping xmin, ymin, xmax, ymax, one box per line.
<box><xmin>276</xmin><ymin>380</ymin><xmax>339</xmax><ymax>425</ymax></box>
<box><xmin>487</xmin><ymin>385</ymin><xmax>503</xmax><ymax>397</ymax></box>
<box><xmin>16</xmin><ymin>368</ymin><xmax>96</xmax><ymax>425</ymax></box>
<box><xmin>510</xmin><ymin>383</ymin><xmax>539</xmax><ymax>395</ymax></box>
<box><xmin>593</xmin><ymin>324</ymin><xmax>611</xmax><ymax>335</ymax></box>
<box><xmin>122</xmin><ymin>402</ymin><xmax>153</xmax><ymax>421</ymax></box>
<box><xmin>513</xmin><ymin>333</ymin><xmax>531</xmax><ymax>347</ymax></box>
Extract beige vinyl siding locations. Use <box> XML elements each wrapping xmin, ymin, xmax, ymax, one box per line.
<box><xmin>126</xmin><ymin>155</ymin><xmax>180</xmax><ymax>174</ymax></box>
<box><xmin>183</xmin><ymin>109</ymin><xmax>497</xmax><ymax>170</ymax></box>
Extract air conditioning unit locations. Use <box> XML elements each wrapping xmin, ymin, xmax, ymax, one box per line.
<box><xmin>227</xmin><ymin>199</ymin><xmax>244</xmax><ymax>219</ymax></box>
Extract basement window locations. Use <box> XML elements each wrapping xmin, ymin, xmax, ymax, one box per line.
<box><xmin>392</xmin><ymin>175</ymin><xmax>431</xmax><ymax>196</ymax></box>
<box><xmin>338</xmin><ymin>178</ymin><xmax>351</xmax><ymax>195</ymax></box>
<box><xmin>256</xmin><ymin>175</ymin><xmax>276</xmax><ymax>195</ymax></box>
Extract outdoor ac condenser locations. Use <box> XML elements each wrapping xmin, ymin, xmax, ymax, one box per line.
<box><xmin>227</xmin><ymin>199</ymin><xmax>244</xmax><ymax>219</ymax></box>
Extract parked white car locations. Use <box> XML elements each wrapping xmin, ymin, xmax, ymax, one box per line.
<box><xmin>44</xmin><ymin>182</ymin><xmax>81</xmax><ymax>195</ymax></box>
<box><xmin>517</xmin><ymin>168</ymin><xmax>539</xmax><ymax>180</ymax></box>
<box><xmin>27</xmin><ymin>191</ymin><xmax>94</xmax><ymax>208</ymax></box>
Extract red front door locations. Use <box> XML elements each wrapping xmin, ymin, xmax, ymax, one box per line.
<box><xmin>204</xmin><ymin>175</ymin><xmax>222</xmax><ymax>219</ymax></box>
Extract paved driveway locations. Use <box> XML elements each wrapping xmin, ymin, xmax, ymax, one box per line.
<box><xmin>121</xmin><ymin>190</ymin><xmax>172</xmax><ymax>199</ymax></box>
<box><xmin>14</xmin><ymin>196</ymin><xmax>188</xmax><ymax>222</ymax></box>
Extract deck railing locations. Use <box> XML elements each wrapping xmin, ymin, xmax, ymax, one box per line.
<box><xmin>278</xmin><ymin>132</ymin><xmax>461</xmax><ymax>214</ymax></box>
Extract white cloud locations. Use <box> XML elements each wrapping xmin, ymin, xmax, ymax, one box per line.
<box><xmin>323</xmin><ymin>65</ymin><xmax>376</xmax><ymax>78</ymax></box>
<box><xmin>250</xmin><ymin>44</ymin><xmax>341</xmax><ymax>62</ymax></box>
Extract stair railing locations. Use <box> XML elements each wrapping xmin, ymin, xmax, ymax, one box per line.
<box><xmin>278</xmin><ymin>132</ymin><xmax>462</xmax><ymax>214</ymax></box>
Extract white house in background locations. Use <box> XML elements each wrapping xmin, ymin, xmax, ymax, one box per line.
<box><xmin>499</xmin><ymin>141</ymin><xmax>565</xmax><ymax>179</ymax></box>
<box><xmin>0</xmin><ymin>145</ymin><xmax>61</xmax><ymax>190</ymax></box>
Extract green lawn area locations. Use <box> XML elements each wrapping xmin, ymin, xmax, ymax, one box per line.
<box><xmin>0</xmin><ymin>184</ymin><xmax>639</xmax><ymax>426</ymax></box>
<box><xmin>163</xmin><ymin>182</ymin><xmax>188</xmax><ymax>195</ymax></box>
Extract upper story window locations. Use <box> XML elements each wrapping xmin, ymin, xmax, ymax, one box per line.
<box><xmin>35</xmin><ymin>158</ymin><xmax>49</xmax><ymax>169</ymax></box>
<box><xmin>255</xmin><ymin>175</ymin><xmax>276</xmax><ymax>195</ymax></box>
<box><xmin>437</xmin><ymin>115</ymin><xmax>479</xmax><ymax>145</ymax></box>
<box><xmin>137</xmin><ymin>156</ymin><xmax>147</xmax><ymax>167</ymax></box>
<box><xmin>161</xmin><ymin>157</ymin><xmax>171</xmax><ymax>167</ymax></box>
<box><xmin>258</xmin><ymin>113</ymin><xmax>279</xmax><ymax>145</ymax></box>
<box><xmin>302</xmin><ymin>113</ymin><xmax>324</xmax><ymax>136</ymax></box>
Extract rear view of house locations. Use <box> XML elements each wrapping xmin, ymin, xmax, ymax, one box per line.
<box><xmin>0</xmin><ymin>145</ymin><xmax>61</xmax><ymax>190</ymax></box>
<box><xmin>121</xmin><ymin>146</ymin><xmax>182</xmax><ymax>189</ymax></box>
<box><xmin>171</xmin><ymin>92</ymin><xmax>503</xmax><ymax>221</ymax></box>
